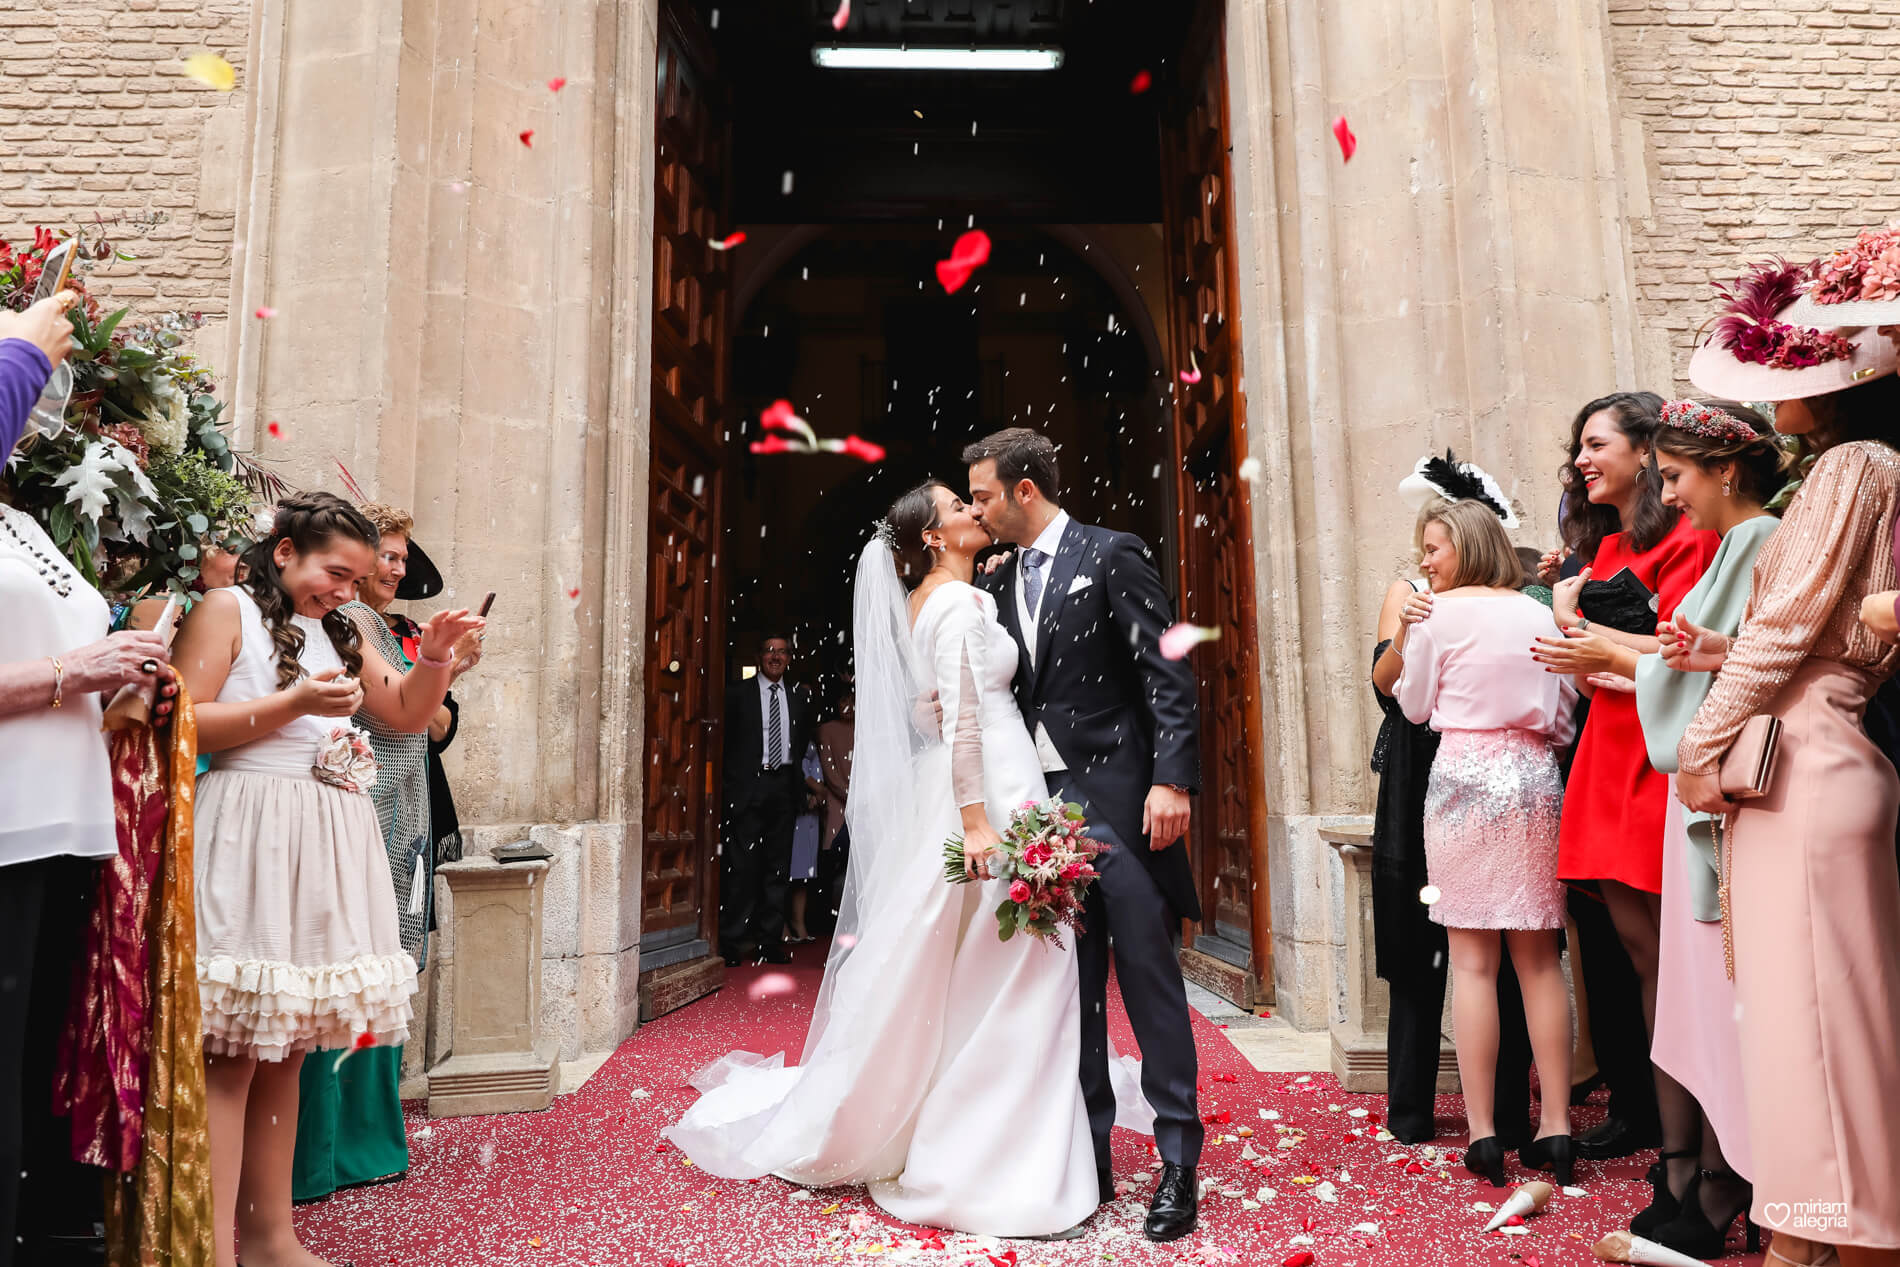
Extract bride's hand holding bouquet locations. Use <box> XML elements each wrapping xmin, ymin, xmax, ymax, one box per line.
<box><xmin>960</xmin><ymin>808</ymin><xmax>1004</xmax><ymax>880</ymax></box>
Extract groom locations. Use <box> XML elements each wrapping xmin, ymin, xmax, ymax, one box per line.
<box><xmin>964</xmin><ymin>427</ymin><xmax>1205</xmax><ymax>1242</ymax></box>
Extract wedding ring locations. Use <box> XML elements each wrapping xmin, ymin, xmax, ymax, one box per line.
<box><xmin>140</xmin><ymin>659</ymin><xmax>159</xmax><ymax>674</ymax></box>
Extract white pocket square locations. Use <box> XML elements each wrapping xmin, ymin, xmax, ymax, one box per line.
<box><xmin>1068</xmin><ymin>575</ymin><xmax>1094</xmax><ymax>595</ymax></box>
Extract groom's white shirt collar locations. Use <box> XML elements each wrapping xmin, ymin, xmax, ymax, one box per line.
<box><xmin>1015</xmin><ymin>509</ymin><xmax>1071</xmax><ymax>665</ymax></box>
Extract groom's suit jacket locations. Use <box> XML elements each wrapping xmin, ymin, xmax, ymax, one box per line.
<box><xmin>982</xmin><ymin>518</ymin><xmax>1203</xmax><ymax>922</ymax></box>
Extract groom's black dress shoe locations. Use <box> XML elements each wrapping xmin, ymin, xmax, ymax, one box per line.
<box><xmin>1143</xmin><ymin>1163</ymin><xmax>1197</xmax><ymax>1242</ymax></box>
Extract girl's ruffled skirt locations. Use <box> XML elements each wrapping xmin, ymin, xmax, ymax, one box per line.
<box><xmin>194</xmin><ymin>769</ymin><xmax>416</xmax><ymax>1060</ymax></box>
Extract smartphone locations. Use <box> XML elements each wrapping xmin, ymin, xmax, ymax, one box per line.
<box><xmin>26</xmin><ymin>238</ymin><xmax>81</xmax><ymax>440</ymax></box>
<box><xmin>32</xmin><ymin>237</ymin><xmax>79</xmax><ymax>305</ymax></box>
<box><xmin>478</xmin><ymin>591</ymin><xmax>496</xmax><ymax>617</ymax></box>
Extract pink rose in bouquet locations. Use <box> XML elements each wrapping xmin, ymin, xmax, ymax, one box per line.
<box><xmin>1008</xmin><ymin>879</ymin><xmax>1032</xmax><ymax>904</ymax></box>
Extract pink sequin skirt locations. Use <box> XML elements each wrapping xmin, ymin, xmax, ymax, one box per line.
<box><xmin>1423</xmin><ymin>728</ymin><xmax>1566</xmax><ymax>930</ymax></box>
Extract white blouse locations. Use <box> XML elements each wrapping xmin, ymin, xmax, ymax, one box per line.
<box><xmin>0</xmin><ymin>505</ymin><xmax>117</xmax><ymax>867</ymax></box>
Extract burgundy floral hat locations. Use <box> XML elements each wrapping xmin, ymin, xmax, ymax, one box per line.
<box><xmin>1687</xmin><ymin>258</ymin><xmax>1898</xmax><ymax>401</ymax></box>
<box><xmin>1781</xmin><ymin>221</ymin><xmax>1900</xmax><ymax>327</ymax></box>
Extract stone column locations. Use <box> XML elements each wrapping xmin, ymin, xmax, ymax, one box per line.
<box><xmin>428</xmin><ymin>858</ymin><xmax>560</xmax><ymax>1115</ymax></box>
<box><xmin>1223</xmin><ymin>0</ymin><xmax>1644</xmax><ymax>1027</ymax></box>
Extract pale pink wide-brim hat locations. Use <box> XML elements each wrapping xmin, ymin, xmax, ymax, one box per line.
<box><xmin>1688</xmin><ymin>316</ymin><xmax>1899</xmax><ymax>401</ymax></box>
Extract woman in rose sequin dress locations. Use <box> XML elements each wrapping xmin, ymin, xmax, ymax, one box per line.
<box><xmin>1395</xmin><ymin>500</ymin><xmax>1579</xmax><ymax>1187</ymax></box>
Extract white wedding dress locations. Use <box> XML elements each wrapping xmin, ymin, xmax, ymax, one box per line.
<box><xmin>666</xmin><ymin>558</ymin><xmax>1144</xmax><ymax>1237</ymax></box>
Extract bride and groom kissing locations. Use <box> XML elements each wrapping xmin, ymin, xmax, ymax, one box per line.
<box><xmin>667</xmin><ymin>428</ymin><xmax>1208</xmax><ymax>1243</ymax></box>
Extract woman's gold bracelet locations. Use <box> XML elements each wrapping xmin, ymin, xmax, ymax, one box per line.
<box><xmin>48</xmin><ymin>656</ymin><xmax>64</xmax><ymax>709</ymax></box>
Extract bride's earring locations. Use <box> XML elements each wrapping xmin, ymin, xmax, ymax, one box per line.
<box><xmin>1723</xmin><ymin>478</ymin><xmax>1733</xmax><ymax>496</ymax></box>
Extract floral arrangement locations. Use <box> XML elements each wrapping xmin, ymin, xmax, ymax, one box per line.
<box><xmin>312</xmin><ymin>724</ymin><xmax>379</xmax><ymax>794</ymax></box>
<box><xmin>2</xmin><ymin>225</ymin><xmax>281</xmax><ymax>596</ymax></box>
<box><xmin>942</xmin><ymin>798</ymin><xmax>1107</xmax><ymax>946</ymax></box>
<box><xmin>1808</xmin><ymin>221</ymin><xmax>1900</xmax><ymax>307</ymax></box>
<box><xmin>1709</xmin><ymin>259</ymin><xmax>1857</xmax><ymax>370</ymax></box>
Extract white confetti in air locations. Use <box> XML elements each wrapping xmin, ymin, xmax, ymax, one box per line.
<box><xmin>1239</xmin><ymin>456</ymin><xmax>1262</xmax><ymax>482</ymax></box>
<box><xmin>1419</xmin><ymin>884</ymin><xmax>1442</xmax><ymax>905</ymax></box>
<box><xmin>781</xmin><ymin>170</ymin><xmax>794</xmax><ymax>195</ymax></box>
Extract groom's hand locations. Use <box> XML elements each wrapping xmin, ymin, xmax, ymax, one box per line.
<box><xmin>1142</xmin><ymin>785</ymin><xmax>1191</xmax><ymax>851</ymax></box>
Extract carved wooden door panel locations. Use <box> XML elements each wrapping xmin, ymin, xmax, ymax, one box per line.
<box><xmin>1160</xmin><ymin>6</ymin><xmax>1273</xmax><ymax>997</ymax></box>
<box><xmin>642</xmin><ymin>0</ymin><xmax>731</xmax><ymax>973</ymax></box>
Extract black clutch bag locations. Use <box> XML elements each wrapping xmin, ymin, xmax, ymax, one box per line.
<box><xmin>1578</xmin><ymin>567</ymin><xmax>1658</xmax><ymax>635</ymax></box>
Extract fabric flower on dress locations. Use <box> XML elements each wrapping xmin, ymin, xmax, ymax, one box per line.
<box><xmin>312</xmin><ymin>724</ymin><xmax>380</xmax><ymax>794</ymax></box>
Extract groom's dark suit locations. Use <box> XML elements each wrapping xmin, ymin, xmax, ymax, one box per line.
<box><xmin>981</xmin><ymin>517</ymin><xmax>1205</xmax><ymax>1173</ymax></box>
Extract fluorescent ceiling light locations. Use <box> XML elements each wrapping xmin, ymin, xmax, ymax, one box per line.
<box><xmin>812</xmin><ymin>46</ymin><xmax>1064</xmax><ymax>72</ymax></box>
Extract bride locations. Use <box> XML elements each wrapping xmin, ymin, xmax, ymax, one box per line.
<box><xmin>665</xmin><ymin>480</ymin><xmax>1148</xmax><ymax>1237</ymax></box>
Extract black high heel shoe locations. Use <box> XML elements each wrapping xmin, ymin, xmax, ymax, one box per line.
<box><xmin>1631</xmin><ymin>1148</ymin><xmax>1698</xmax><ymax>1235</ymax></box>
<box><xmin>1651</xmin><ymin>1168</ymin><xmax>1759</xmax><ymax>1259</ymax></box>
<box><xmin>1464</xmin><ymin>1136</ymin><xmax>1508</xmax><ymax>1187</ymax></box>
<box><xmin>1516</xmin><ymin>1133</ymin><xmax>1574</xmax><ymax>1186</ymax></box>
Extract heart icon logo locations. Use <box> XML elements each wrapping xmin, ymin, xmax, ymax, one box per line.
<box><xmin>1762</xmin><ymin>1201</ymin><xmax>1793</xmax><ymax>1226</ymax></box>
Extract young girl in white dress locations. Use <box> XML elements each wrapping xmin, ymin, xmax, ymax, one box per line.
<box><xmin>174</xmin><ymin>493</ymin><xmax>482</xmax><ymax>1267</ymax></box>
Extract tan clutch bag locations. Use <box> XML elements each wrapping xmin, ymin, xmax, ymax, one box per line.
<box><xmin>1718</xmin><ymin>714</ymin><xmax>1781</xmax><ymax>799</ymax></box>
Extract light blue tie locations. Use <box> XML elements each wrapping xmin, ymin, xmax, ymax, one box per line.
<box><xmin>1022</xmin><ymin>547</ymin><xmax>1050</xmax><ymax>620</ymax></box>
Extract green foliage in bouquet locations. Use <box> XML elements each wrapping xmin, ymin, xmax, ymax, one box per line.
<box><xmin>2</xmin><ymin>226</ymin><xmax>281</xmax><ymax>596</ymax></box>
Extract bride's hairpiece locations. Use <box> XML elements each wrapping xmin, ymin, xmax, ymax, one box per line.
<box><xmin>871</xmin><ymin>518</ymin><xmax>898</xmax><ymax>549</ymax></box>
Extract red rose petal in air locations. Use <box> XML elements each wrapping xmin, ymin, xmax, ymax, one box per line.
<box><xmin>266</xmin><ymin>421</ymin><xmax>283</xmax><ymax>439</ymax></box>
<box><xmin>1130</xmin><ymin>69</ymin><xmax>1153</xmax><ymax>94</ymax></box>
<box><xmin>1332</xmin><ymin>115</ymin><xmax>1357</xmax><ymax>162</ymax></box>
<box><xmin>519</xmin><ymin>129</ymin><xmax>534</xmax><ymax>147</ymax></box>
<box><xmin>254</xmin><ymin>306</ymin><xmax>277</xmax><ymax>320</ymax></box>
<box><xmin>831</xmin><ymin>0</ymin><xmax>850</xmax><ymax>31</ymax></box>
<box><xmin>840</xmin><ymin>435</ymin><xmax>886</xmax><ymax>464</ymax></box>
<box><xmin>750</xmin><ymin>436</ymin><xmax>798</xmax><ymax>455</ymax></box>
<box><xmin>566</xmin><ymin>587</ymin><xmax>580</xmax><ymax>600</ymax></box>
<box><xmin>547</xmin><ymin>77</ymin><xmax>566</xmax><ymax>92</ymax></box>
<box><xmin>759</xmin><ymin>400</ymin><xmax>800</xmax><ymax>433</ymax></box>
<box><xmin>935</xmin><ymin>228</ymin><xmax>992</xmax><ymax>293</ymax></box>
<box><xmin>353</xmin><ymin>1031</ymin><xmax>375</xmax><ymax>1050</ymax></box>
<box><xmin>708</xmin><ymin>230</ymin><xmax>748</xmax><ymax>251</ymax></box>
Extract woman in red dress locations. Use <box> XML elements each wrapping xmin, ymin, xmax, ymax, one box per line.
<box><xmin>1535</xmin><ymin>393</ymin><xmax>1719</xmax><ymax>1043</ymax></box>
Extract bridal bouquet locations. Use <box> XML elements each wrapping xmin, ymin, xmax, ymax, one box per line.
<box><xmin>943</xmin><ymin>798</ymin><xmax>1107</xmax><ymax>946</ymax></box>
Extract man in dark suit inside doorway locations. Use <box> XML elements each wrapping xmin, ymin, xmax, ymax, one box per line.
<box><xmin>720</xmin><ymin>635</ymin><xmax>812</xmax><ymax>965</ymax></box>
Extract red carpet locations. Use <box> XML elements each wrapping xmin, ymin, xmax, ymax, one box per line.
<box><xmin>297</xmin><ymin>945</ymin><xmax>1762</xmax><ymax>1267</ymax></box>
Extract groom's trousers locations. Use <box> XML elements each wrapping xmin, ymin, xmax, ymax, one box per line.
<box><xmin>1058</xmin><ymin>779</ymin><xmax>1205</xmax><ymax>1175</ymax></box>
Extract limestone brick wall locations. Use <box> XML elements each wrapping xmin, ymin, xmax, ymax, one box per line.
<box><xmin>0</xmin><ymin>0</ymin><xmax>251</xmax><ymax>317</ymax></box>
<box><xmin>1609</xmin><ymin>0</ymin><xmax>1900</xmax><ymax>392</ymax></box>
